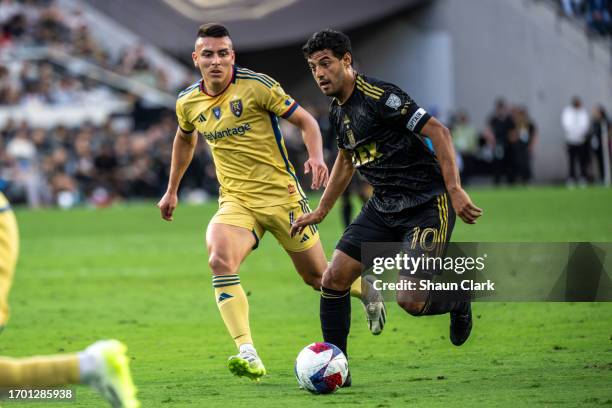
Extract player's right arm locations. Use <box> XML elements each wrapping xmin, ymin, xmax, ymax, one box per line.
<box><xmin>157</xmin><ymin>127</ymin><xmax>197</xmax><ymax>221</ymax></box>
<box><xmin>290</xmin><ymin>149</ymin><xmax>354</xmax><ymax>236</ymax></box>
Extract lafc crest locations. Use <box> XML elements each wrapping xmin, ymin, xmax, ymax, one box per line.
<box><xmin>343</xmin><ymin>114</ymin><xmax>355</xmax><ymax>145</ymax></box>
<box><xmin>230</xmin><ymin>99</ymin><xmax>243</xmax><ymax>117</ymax></box>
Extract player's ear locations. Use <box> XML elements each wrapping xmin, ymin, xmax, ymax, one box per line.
<box><xmin>342</xmin><ymin>52</ymin><xmax>352</xmax><ymax>69</ymax></box>
<box><xmin>192</xmin><ymin>52</ymin><xmax>198</xmax><ymax>67</ymax></box>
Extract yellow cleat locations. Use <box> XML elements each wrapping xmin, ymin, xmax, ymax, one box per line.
<box><xmin>228</xmin><ymin>351</ymin><xmax>266</xmax><ymax>381</ymax></box>
<box><xmin>85</xmin><ymin>340</ymin><xmax>140</xmax><ymax>408</ymax></box>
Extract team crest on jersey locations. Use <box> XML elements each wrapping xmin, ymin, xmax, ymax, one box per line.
<box><xmin>343</xmin><ymin>114</ymin><xmax>355</xmax><ymax>145</ymax></box>
<box><xmin>213</xmin><ymin>106</ymin><xmax>222</xmax><ymax>119</ymax></box>
<box><xmin>229</xmin><ymin>99</ymin><xmax>243</xmax><ymax>117</ymax></box>
<box><xmin>385</xmin><ymin>93</ymin><xmax>402</xmax><ymax>110</ymax></box>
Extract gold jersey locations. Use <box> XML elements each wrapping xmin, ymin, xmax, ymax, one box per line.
<box><xmin>176</xmin><ymin>66</ymin><xmax>306</xmax><ymax>207</ymax></box>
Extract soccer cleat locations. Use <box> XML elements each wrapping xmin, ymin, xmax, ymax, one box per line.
<box><xmin>362</xmin><ymin>275</ymin><xmax>386</xmax><ymax>335</ymax></box>
<box><xmin>84</xmin><ymin>340</ymin><xmax>140</xmax><ymax>408</ymax></box>
<box><xmin>341</xmin><ymin>370</ymin><xmax>352</xmax><ymax>388</ymax></box>
<box><xmin>228</xmin><ymin>350</ymin><xmax>266</xmax><ymax>381</ymax></box>
<box><xmin>450</xmin><ymin>302</ymin><xmax>473</xmax><ymax>346</ymax></box>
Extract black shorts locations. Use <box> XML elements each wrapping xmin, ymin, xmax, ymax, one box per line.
<box><xmin>336</xmin><ymin>193</ymin><xmax>456</xmax><ymax>263</ymax></box>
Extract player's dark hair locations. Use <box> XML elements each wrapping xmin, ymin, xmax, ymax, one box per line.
<box><xmin>197</xmin><ymin>23</ymin><xmax>231</xmax><ymax>39</ymax></box>
<box><xmin>302</xmin><ymin>29</ymin><xmax>352</xmax><ymax>63</ymax></box>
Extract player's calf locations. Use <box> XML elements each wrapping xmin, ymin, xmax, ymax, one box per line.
<box><xmin>396</xmin><ymin>300</ymin><xmax>426</xmax><ymax>316</ymax></box>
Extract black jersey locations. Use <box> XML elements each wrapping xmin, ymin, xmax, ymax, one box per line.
<box><xmin>329</xmin><ymin>74</ymin><xmax>445</xmax><ymax>213</ymax></box>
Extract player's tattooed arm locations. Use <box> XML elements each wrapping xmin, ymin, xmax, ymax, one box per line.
<box><xmin>290</xmin><ymin>149</ymin><xmax>354</xmax><ymax>236</ymax></box>
<box><xmin>157</xmin><ymin>127</ymin><xmax>198</xmax><ymax>221</ymax></box>
<box><xmin>286</xmin><ymin>106</ymin><xmax>329</xmax><ymax>189</ymax></box>
<box><xmin>421</xmin><ymin>117</ymin><xmax>483</xmax><ymax>225</ymax></box>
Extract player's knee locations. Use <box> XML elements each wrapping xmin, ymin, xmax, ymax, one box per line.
<box><xmin>208</xmin><ymin>253</ymin><xmax>236</xmax><ymax>275</ymax></box>
<box><xmin>321</xmin><ymin>264</ymin><xmax>352</xmax><ymax>291</ymax></box>
<box><xmin>397</xmin><ymin>300</ymin><xmax>426</xmax><ymax>316</ymax></box>
<box><xmin>301</xmin><ymin>273</ymin><xmax>321</xmax><ymax>290</ymax></box>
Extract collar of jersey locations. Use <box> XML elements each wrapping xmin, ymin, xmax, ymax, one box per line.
<box><xmin>199</xmin><ymin>65</ymin><xmax>237</xmax><ymax>97</ymax></box>
<box><xmin>334</xmin><ymin>73</ymin><xmax>359</xmax><ymax>106</ymax></box>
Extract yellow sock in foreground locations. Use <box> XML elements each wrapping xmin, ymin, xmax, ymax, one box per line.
<box><xmin>0</xmin><ymin>194</ymin><xmax>18</xmax><ymax>327</ymax></box>
<box><xmin>0</xmin><ymin>354</ymin><xmax>79</xmax><ymax>387</ymax></box>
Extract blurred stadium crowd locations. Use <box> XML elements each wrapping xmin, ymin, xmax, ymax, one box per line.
<box><xmin>0</xmin><ymin>0</ymin><xmax>610</xmax><ymax>208</ymax></box>
<box><xmin>559</xmin><ymin>0</ymin><xmax>612</xmax><ymax>36</ymax></box>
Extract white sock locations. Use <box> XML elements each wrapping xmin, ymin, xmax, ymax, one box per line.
<box><xmin>78</xmin><ymin>351</ymin><xmax>98</xmax><ymax>383</ymax></box>
<box><xmin>239</xmin><ymin>343</ymin><xmax>256</xmax><ymax>355</ymax></box>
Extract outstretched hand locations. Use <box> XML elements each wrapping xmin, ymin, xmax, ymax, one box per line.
<box><xmin>304</xmin><ymin>157</ymin><xmax>329</xmax><ymax>190</ymax></box>
<box><xmin>290</xmin><ymin>209</ymin><xmax>325</xmax><ymax>237</ymax></box>
<box><xmin>449</xmin><ymin>188</ymin><xmax>483</xmax><ymax>224</ymax></box>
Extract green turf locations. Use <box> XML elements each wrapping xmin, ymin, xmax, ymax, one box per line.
<box><xmin>1</xmin><ymin>187</ymin><xmax>611</xmax><ymax>407</ymax></box>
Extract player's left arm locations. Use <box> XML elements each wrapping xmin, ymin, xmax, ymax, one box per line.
<box><xmin>421</xmin><ymin>117</ymin><xmax>483</xmax><ymax>224</ymax></box>
<box><xmin>286</xmin><ymin>106</ymin><xmax>329</xmax><ymax>189</ymax></box>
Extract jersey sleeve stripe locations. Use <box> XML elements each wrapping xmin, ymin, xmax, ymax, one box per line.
<box><xmin>281</xmin><ymin>101</ymin><xmax>299</xmax><ymax>119</ymax></box>
<box><xmin>356</xmin><ymin>76</ymin><xmax>384</xmax><ymax>95</ymax></box>
<box><xmin>237</xmin><ymin>68</ymin><xmax>278</xmax><ymax>86</ymax></box>
<box><xmin>236</xmin><ymin>69</ymin><xmax>276</xmax><ymax>87</ymax></box>
<box><xmin>178</xmin><ymin>81</ymin><xmax>201</xmax><ymax>98</ymax></box>
<box><xmin>356</xmin><ymin>83</ymin><xmax>382</xmax><ymax>100</ymax></box>
<box><xmin>236</xmin><ymin>74</ymin><xmax>274</xmax><ymax>89</ymax></box>
<box><xmin>268</xmin><ymin>113</ymin><xmax>307</xmax><ymax>200</ymax></box>
<box><xmin>0</xmin><ymin>205</ymin><xmax>11</xmax><ymax>213</ymax></box>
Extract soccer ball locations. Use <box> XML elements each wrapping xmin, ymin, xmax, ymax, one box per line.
<box><xmin>294</xmin><ymin>342</ymin><xmax>349</xmax><ymax>394</ymax></box>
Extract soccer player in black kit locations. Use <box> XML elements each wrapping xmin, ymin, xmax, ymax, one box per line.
<box><xmin>291</xmin><ymin>29</ymin><xmax>483</xmax><ymax>383</ymax></box>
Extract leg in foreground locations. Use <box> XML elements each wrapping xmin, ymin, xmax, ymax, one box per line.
<box><xmin>0</xmin><ymin>340</ymin><xmax>139</xmax><ymax>408</ymax></box>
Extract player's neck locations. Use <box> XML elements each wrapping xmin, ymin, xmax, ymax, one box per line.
<box><xmin>202</xmin><ymin>73</ymin><xmax>232</xmax><ymax>96</ymax></box>
<box><xmin>337</xmin><ymin>71</ymin><xmax>356</xmax><ymax>105</ymax></box>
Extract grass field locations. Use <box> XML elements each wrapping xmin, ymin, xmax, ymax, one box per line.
<box><xmin>2</xmin><ymin>187</ymin><xmax>612</xmax><ymax>407</ymax></box>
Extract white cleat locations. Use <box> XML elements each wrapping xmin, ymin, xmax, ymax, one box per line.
<box><xmin>362</xmin><ymin>275</ymin><xmax>387</xmax><ymax>335</ymax></box>
<box><xmin>83</xmin><ymin>340</ymin><xmax>140</xmax><ymax>408</ymax></box>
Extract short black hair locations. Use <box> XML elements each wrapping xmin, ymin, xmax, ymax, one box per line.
<box><xmin>197</xmin><ymin>23</ymin><xmax>231</xmax><ymax>39</ymax></box>
<box><xmin>302</xmin><ymin>29</ymin><xmax>352</xmax><ymax>62</ymax></box>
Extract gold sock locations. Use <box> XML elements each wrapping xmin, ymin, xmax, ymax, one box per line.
<box><xmin>350</xmin><ymin>277</ymin><xmax>363</xmax><ymax>299</ymax></box>
<box><xmin>213</xmin><ymin>274</ymin><xmax>253</xmax><ymax>349</ymax></box>
<box><xmin>0</xmin><ymin>354</ymin><xmax>80</xmax><ymax>387</ymax></box>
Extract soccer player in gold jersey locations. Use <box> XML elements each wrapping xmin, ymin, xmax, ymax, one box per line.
<box><xmin>157</xmin><ymin>24</ymin><xmax>385</xmax><ymax>381</ymax></box>
<box><xmin>0</xmin><ymin>192</ymin><xmax>139</xmax><ymax>407</ymax></box>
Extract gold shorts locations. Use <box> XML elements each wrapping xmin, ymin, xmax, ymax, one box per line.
<box><xmin>0</xmin><ymin>203</ymin><xmax>18</xmax><ymax>327</ymax></box>
<box><xmin>210</xmin><ymin>199</ymin><xmax>319</xmax><ymax>252</ymax></box>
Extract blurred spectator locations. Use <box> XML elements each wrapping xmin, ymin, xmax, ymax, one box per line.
<box><xmin>510</xmin><ymin>106</ymin><xmax>538</xmax><ymax>184</ymax></box>
<box><xmin>452</xmin><ymin>110</ymin><xmax>480</xmax><ymax>183</ymax></box>
<box><xmin>5</xmin><ymin>125</ymin><xmax>46</xmax><ymax>206</ymax></box>
<box><xmin>561</xmin><ymin>0</ymin><xmax>586</xmax><ymax>16</ymax></box>
<box><xmin>562</xmin><ymin>96</ymin><xmax>591</xmax><ymax>186</ymax></box>
<box><xmin>488</xmin><ymin>98</ymin><xmax>516</xmax><ymax>185</ymax></box>
<box><xmin>589</xmin><ymin>104</ymin><xmax>611</xmax><ymax>184</ymax></box>
<box><xmin>585</xmin><ymin>0</ymin><xmax>611</xmax><ymax>35</ymax></box>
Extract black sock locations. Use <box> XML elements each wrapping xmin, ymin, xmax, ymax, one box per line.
<box><xmin>341</xmin><ymin>200</ymin><xmax>352</xmax><ymax>228</ymax></box>
<box><xmin>320</xmin><ymin>286</ymin><xmax>351</xmax><ymax>357</ymax></box>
